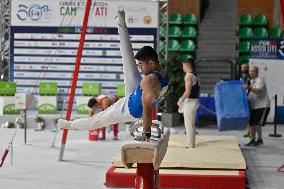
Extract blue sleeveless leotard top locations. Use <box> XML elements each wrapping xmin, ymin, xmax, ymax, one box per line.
<box><xmin>128</xmin><ymin>72</ymin><xmax>169</xmax><ymax>118</ymax></box>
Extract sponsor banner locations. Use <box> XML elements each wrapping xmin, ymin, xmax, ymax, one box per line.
<box><xmin>250</xmin><ymin>40</ymin><xmax>284</xmax><ymax>121</ymax></box>
<box><xmin>76</xmin><ymin>96</ymin><xmax>92</xmax><ymax>114</ymax></box>
<box><xmin>82</xmin><ymin>82</ymin><xmax>101</xmax><ymax>96</ymax></box>
<box><xmin>14</xmin><ymin>40</ymin><xmax>153</xmax><ymax>49</ymax></box>
<box><xmin>250</xmin><ymin>39</ymin><xmax>284</xmax><ymax>59</ymax></box>
<box><xmin>14</xmin><ymin>71</ymin><xmax>123</xmax><ymax>80</ymax></box>
<box><xmin>14</xmin><ymin>64</ymin><xmax>123</xmax><ymax>72</ymax></box>
<box><xmin>14</xmin><ymin>33</ymin><xmax>154</xmax><ymax>41</ymax></box>
<box><xmin>0</xmin><ymin>97</ymin><xmax>20</xmax><ymax>115</ymax></box>
<box><xmin>10</xmin><ymin>0</ymin><xmax>158</xmax><ymax>100</ymax></box>
<box><xmin>14</xmin><ymin>56</ymin><xmax>123</xmax><ymax>64</ymax></box>
<box><xmin>14</xmin><ymin>48</ymin><xmax>135</xmax><ymax>56</ymax></box>
<box><xmin>15</xmin><ymin>87</ymin><xmax>116</xmax><ymax>103</ymax></box>
<box><xmin>39</xmin><ymin>82</ymin><xmax>57</xmax><ymax>95</ymax></box>
<box><xmin>16</xmin><ymin>87</ymin><xmax>83</xmax><ymax>94</ymax></box>
<box><xmin>38</xmin><ymin>96</ymin><xmax>57</xmax><ymax>114</ymax></box>
<box><xmin>16</xmin><ymin>87</ymin><xmax>115</xmax><ymax>96</ymax></box>
<box><xmin>0</xmin><ymin>82</ymin><xmax>17</xmax><ymax>95</ymax></box>
<box><xmin>11</xmin><ymin>0</ymin><xmax>158</xmax><ymax>28</ymax></box>
<box><xmin>14</xmin><ymin>79</ymin><xmax>121</xmax><ymax>88</ymax></box>
<box><xmin>278</xmin><ymin>40</ymin><xmax>284</xmax><ymax>59</ymax></box>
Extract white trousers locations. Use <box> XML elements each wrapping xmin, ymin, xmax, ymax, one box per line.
<box><xmin>69</xmin><ymin>13</ymin><xmax>141</xmax><ymax>130</ymax></box>
<box><xmin>183</xmin><ymin>99</ymin><xmax>199</xmax><ymax>148</ymax></box>
<box><xmin>71</xmin><ymin>96</ymin><xmax>138</xmax><ymax>130</ymax></box>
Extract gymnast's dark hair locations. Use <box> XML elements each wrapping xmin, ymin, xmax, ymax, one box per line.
<box><xmin>87</xmin><ymin>98</ymin><xmax>98</xmax><ymax>108</ymax></box>
<box><xmin>134</xmin><ymin>46</ymin><xmax>159</xmax><ymax>64</ymax></box>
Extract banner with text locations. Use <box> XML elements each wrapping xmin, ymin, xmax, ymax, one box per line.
<box><xmin>10</xmin><ymin>0</ymin><xmax>159</xmax><ymax>110</ymax></box>
<box><xmin>250</xmin><ymin>39</ymin><xmax>284</xmax><ymax>59</ymax></box>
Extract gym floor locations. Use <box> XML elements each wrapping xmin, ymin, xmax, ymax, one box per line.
<box><xmin>0</xmin><ymin>124</ymin><xmax>283</xmax><ymax>189</ymax></box>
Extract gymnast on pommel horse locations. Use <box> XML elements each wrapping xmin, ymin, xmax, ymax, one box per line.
<box><xmin>57</xmin><ymin>10</ymin><xmax>169</xmax><ymax>142</ymax></box>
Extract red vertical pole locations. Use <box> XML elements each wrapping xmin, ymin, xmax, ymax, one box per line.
<box><xmin>0</xmin><ymin>148</ymin><xmax>9</xmax><ymax>167</ymax></box>
<box><xmin>59</xmin><ymin>0</ymin><xmax>92</xmax><ymax>161</ymax></box>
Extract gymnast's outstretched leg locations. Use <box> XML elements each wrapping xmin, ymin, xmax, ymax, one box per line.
<box><xmin>59</xmin><ymin>98</ymin><xmax>134</xmax><ymax>130</ymax></box>
<box><xmin>115</xmin><ymin>10</ymin><xmax>142</xmax><ymax>95</ymax></box>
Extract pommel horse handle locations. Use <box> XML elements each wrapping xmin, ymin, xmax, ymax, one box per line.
<box><xmin>121</xmin><ymin>121</ymin><xmax>170</xmax><ymax>189</ymax></box>
<box><xmin>129</xmin><ymin>120</ymin><xmax>164</xmax><ymax>139</ymax></box>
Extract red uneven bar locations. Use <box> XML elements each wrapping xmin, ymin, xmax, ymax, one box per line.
<box><xmin>59</xmin><ymin>0</ymin><xmax>92</xmax><ymax>161</ymax></box>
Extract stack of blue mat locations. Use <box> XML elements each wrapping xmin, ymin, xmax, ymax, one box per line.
<box><xmin>214</xmin><ymin>80</ymin><xmax>250</xmax><ymax>131</ymax></box>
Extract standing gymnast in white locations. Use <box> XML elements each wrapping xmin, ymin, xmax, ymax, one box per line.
<box><xmin>57</xmin><ymin>10</ymin><xmax>168</xmax><ymax>141</ymax></box>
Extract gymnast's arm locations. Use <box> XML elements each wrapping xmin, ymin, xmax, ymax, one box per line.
<box><xmin>141</xmin><ymin>75</ymin><xmax>160</xmax><ymax>134</ymax></box>
<box><xmin>181</xmin><ymin>73</ymin><xmax>193</xmax><ymax>100</ymax></box>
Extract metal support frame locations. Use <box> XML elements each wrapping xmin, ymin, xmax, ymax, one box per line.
<box><xmin>156</xmin><ymin>0</ymin><xmax>169</xmax><ymax>115</ymax></box>
<box><xmin>157</xmin><ymin>0</ymin><xmax>169</xmax><ymax>65</ymax></box>
<box><xmin>0</xmin><ymin>0</ymin><xmax>11</xmax><ymax>81</ymax></box>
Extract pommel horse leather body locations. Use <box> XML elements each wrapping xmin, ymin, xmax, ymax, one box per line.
<box><xmin>121</xmin><ymin>121</ymin><xmax>170</xmax><ymax>170</ymax></box>
<box><xmin>120</xmin><ymin>120</ymin><xmax>170</xmax><ymax>189</ymax></box>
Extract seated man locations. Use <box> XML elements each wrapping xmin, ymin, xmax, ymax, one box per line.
<box><xmin>57</xmin><ymin>10</ymin><xmax>168</xmax><ymax>141</ymax></box>
<box><xmin>87</xmin><ymin>95</ymin><xmax>119</xmax><ymax>140</ymax></box>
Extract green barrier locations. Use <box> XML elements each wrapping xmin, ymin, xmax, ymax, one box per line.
<box><xmin>77</xmin><ymin>104</ymin><xmax>90</xmax><ymax>114</ymax></box>
<box><xmin>39</xmin><ymin>82</ymin><xmax>57</xmax><ymax>96</ymax></box>
<box><xmin>38</xmin><ymin>95</ymin><xmax>57</xmax><ymax>114</ymax></box>
<box><xmin>0</xmin><ymin>82</ymin><xmax>16</xmax><ymax>96</ymax></box>
<box><xmin>38</xmin><ymin>103</ymin><xmax>57</xmax><ymax>114</ymax></box>
<box><xmin>3</xmin><ymin>103</ymin><xmax>21</xmax><ymax>115</ymax></box>
<box><xmin>76</xmin><ymin>96</ymin><xmax>91</xmax><ymax>115</ymax></box>
<box><xmin>82</xmin><ymin>82</ymin><xmax>101</xmax><ymax>96</ymax></box>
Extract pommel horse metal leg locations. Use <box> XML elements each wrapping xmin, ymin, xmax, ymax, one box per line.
<box><xmin>121</xmin><ymin>121</ymin><xmax>170</xmax><ymax>189</ymax></box>
<box><xmin>136</xmin><ymin>163</ymin><xmax>159</xmax><ymax>189</ymax></box>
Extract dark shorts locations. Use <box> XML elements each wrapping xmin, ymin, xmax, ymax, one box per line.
<box><xmin>249</xmin><ymin>108</ymin><xmax>270</xmax><ymax>126</ymax></box>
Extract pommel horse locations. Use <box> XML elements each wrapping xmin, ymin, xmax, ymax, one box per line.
<box><xmin>120</xmin><ymin>120</ymin><xmax>170</xmax><ymax>189</ymax></box>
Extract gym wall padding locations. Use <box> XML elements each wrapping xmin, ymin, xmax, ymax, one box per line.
<box><xmin>214</xmin><ymin>80</ymin><xmax>250</xmax><ymax>131</ymax></box>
